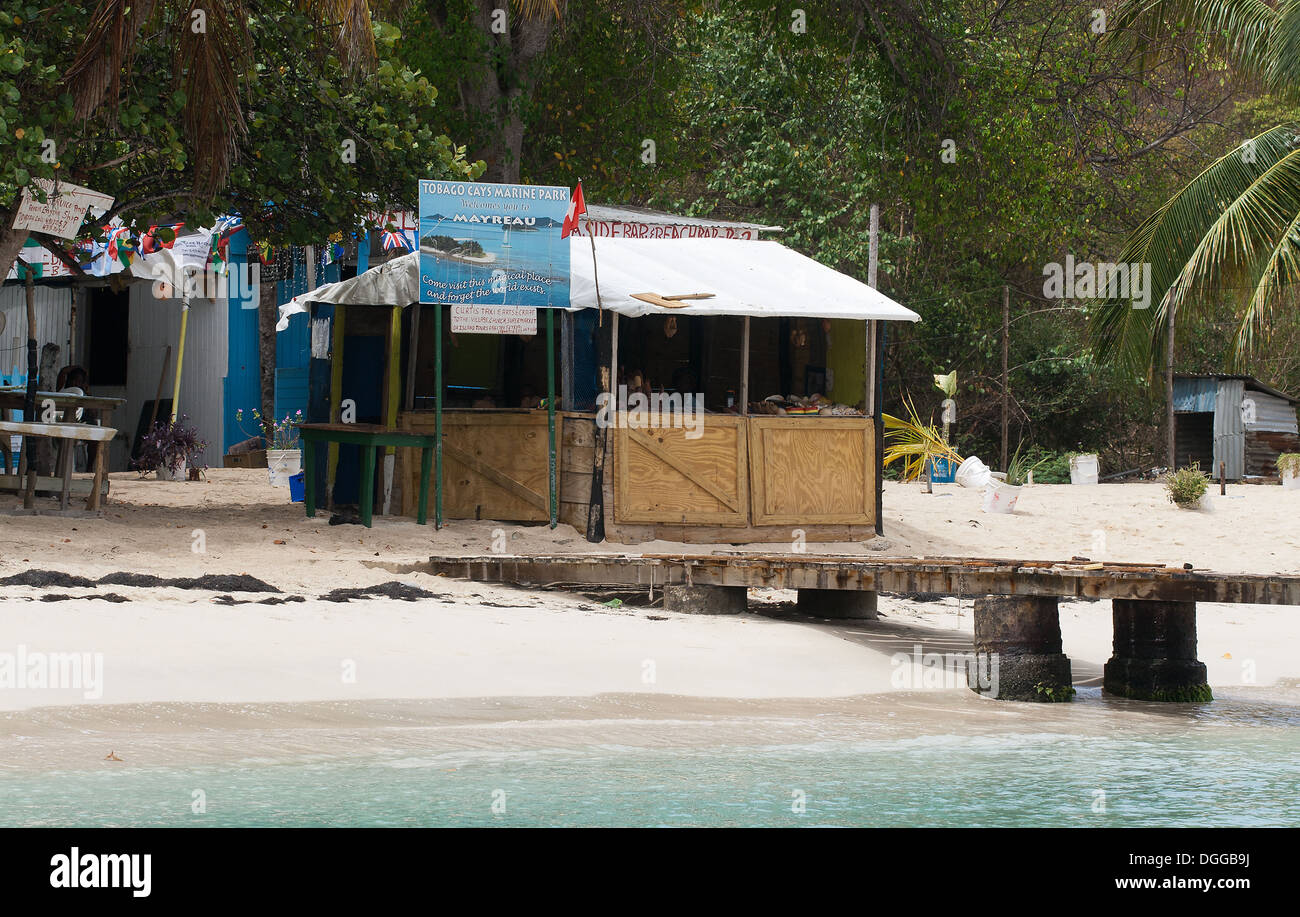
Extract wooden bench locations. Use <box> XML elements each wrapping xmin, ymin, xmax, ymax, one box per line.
<box><xmin>0</xmin><ymin>420</ymin><xmax>117</xmax><ymax>511</ymax></box>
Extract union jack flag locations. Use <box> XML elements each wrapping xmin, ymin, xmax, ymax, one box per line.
<box><xmin>380</xmin><ymin>228</ymin><xmax>414</xmax><ymax>252</ymax></box>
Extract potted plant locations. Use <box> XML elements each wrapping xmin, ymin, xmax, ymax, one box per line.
<box><xmin>1066</xmin><ymin>450</ymin><xmax>1100</xmax><ymax>485</ymax></box>
<box><xmin>984</xmin><ymin>443</ymin><xmax>1045</xmax><ymax>514</ymax></box>
<box><xmin>236</xmin><ymin>408</ymin><xmax>303</xmax><ymax>486</ymax></box>
<box><xmin>1164</xmin><ymin>464</ymin><xmax>1210</xmax><ymax>509</ymax></box>
<box><xmin>134</xmin><ymin>416</ymin><xmax>207</xmax><ymax>481</ymax></box>
<box><xmin>931</xmin><ymin>371</ymin><xmax>959</xmax><ymax>482</ymax></box>
<box><xmin>1277</xmin><ymin>453</ymin><xmax>1300</xmax><ymax>489</ymax></box>
<box><xmin>884</xmin><ymin>395</ymin><xmax>963</xmax><ymax>482</ymax></box>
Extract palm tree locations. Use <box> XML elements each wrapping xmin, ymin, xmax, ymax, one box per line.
<box><xmin>1091</xmin><ymin>0</ymin><xmax>1300</xmax><ymax>464</ymax></box>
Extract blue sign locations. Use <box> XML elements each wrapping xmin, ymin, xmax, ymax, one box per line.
<box><xmin>418</xmin><ymin>180</ymin><xmax>570</xmax><ymax>307</ymax></box>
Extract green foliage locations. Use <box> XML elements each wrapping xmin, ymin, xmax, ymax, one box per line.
<box><xmin>0</xmin><ymin>1</ymin><xmax>480</xmax><ymax>276</ymax></box>
<box><xmin>1033</xmin><ymin>682</ymin><xmax>1077</xmax><ymax>702</ymax></box>
<box><xmin>1004</xmin><ymin>442</ymin><xmax>1049</xmax><ymax>487</ymax></box>
<box><xmin>883</xmin><ymin>396</ymin><xmax>963</xmax><ymax>481</ymax></box>
<box><xmin>1015</xmin><ymin>446</ymin><xmax>1073</xmax><ymax>484</ymax></box>
<box><xmin>1164</xmin><ymin>464</ymin><xmax>1211</xmax><ymax>506</ymax></box>
<box><xmin>225</xmin><ymin>9</ymin><xmax>482</xmax><ymax>246</ymax></box>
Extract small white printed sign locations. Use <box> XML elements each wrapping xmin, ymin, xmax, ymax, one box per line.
<box><xmin>450</xmin><ymin>305</ymin><xmax>538</xmax><ymax>335</ymax></box>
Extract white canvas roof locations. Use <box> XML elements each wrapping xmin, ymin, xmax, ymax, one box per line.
<box><xmin>277</xmin><ymin>237</ymin><xmax>919</xmax><ymax>330</ymax></box>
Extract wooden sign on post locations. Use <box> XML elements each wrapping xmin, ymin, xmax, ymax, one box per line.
<box><xmin>12</xmin><ymin>179</ymin><xmax>113</xmax><ymax>239</ymax></box>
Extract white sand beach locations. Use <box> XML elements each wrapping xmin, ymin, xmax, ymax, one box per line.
<box><xmin>0</xmin><ymin>469</ymin><xmax>1296</xmax><ymax>716</ymax></box>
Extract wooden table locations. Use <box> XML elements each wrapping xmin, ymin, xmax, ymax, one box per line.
<box><xmin>297</xmin><ymin>423</ymin><xmax>438</xmax><ymax>527</ymax></box>
<box><xmin>0</xmin><ymin>388</ymin><xmax>125</xmax><ymax>476</ymax></box>
<box><xmin>0</xmin><ymin>420</ymin><xmax>117</xmax><ymax>510</ymax></box>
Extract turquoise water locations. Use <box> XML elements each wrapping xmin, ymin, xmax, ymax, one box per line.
<box><xmin>4</xmin><ymin>701</ymin><xmax>1297</xmax><ymax>827</ymax></box>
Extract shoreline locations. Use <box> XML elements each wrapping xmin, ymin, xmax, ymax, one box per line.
<box><xmin>5</xmin><ymin>684</ymin><xmax>1298</xmax><ymax>777</ymax></box>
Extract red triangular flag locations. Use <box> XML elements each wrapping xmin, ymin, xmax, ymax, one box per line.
<box><xmin>561</xmin><ymin>181</ymin><xmax>587</xmax><ymax>238</ymax></box>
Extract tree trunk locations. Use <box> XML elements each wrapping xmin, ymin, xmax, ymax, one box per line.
<box><xmin>457</xmin><ymin>0</ymin><xmax>557</xmax><ymax>183</ymax></box>
<box><xmin>0</xmin><ymin>214</ymin><xmax>31</xmax><ymax>285</ymax></box>
<box><xmin>257</xmin><ymin>261</ymin><xmax>278</xmax><ymax>431</ymax></box>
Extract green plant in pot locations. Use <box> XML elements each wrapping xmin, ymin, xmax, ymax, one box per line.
<box><xmin>1003</xmin><ymin>442</ymin><xmax>1047</xmax><ymax>487</ymax></box>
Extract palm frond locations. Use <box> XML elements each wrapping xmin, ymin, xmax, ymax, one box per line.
<box><xmin>1091</xmin><ymin>123</ymin><xmax>1300</xmax><ymax>371</ymax></box>
<box><xmin>64</xmin><ymin>0</ymin><xmax>160</xmax><ymax>119</ymax></box>
<box><xmin>1109</xmin><ymin>0</ymin><xmax>1280</xmax><ymax>82</ymax></box>
<box><xmin>883</xmin><ymin>395</ymin><xmax>962</xmax><ymax>481</ymax></box>
<box><xmin>298</xmin><ymin>0</ymin><xmax>378</xmax><ymax>68</ymax></box>
<box><xmin>1270</xmin><ymin>0</ymin><xmax>1300</xmax><ymax>92</ymax></box>
<box><xmin>179</xmin><ymin>0</ymin><xmax>251</xmax><ymax>198</ymax></box>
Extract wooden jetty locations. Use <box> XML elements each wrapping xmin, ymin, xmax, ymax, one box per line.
<box><xmin>421</xmin><ymin>553</ymin><xmax>1300</xmax><ymax>704</ymax></box>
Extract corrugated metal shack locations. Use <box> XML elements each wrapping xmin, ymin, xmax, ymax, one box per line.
<box><xmin>1173</xmin><ymin>373</ymin><xmax>1299</xmax><ymax>479</ymax></box>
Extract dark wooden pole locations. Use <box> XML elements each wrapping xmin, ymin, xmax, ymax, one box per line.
<box><xmin>1001</xmin><ymin>285</ymin><xmax>1009</xmax><ymax>471</ymax></box>
<box><xmin>22</xmin><ymin>265</ymin><xmax>37</xmax><ymax>508</ymax></box>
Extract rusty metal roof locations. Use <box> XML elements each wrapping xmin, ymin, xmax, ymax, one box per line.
<box><xmin>1174</xmin><ymin>373</ymin><xmax>1297</xmax><ymax>404</ymax></box>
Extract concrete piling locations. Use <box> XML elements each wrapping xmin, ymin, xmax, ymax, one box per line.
<box><xmin>1104</xmin><ymin>599</ymin><xmax>1211</xmax><ymax>702</ymax></box>
<box><xmin>972</xmin><ymin>595</ymin><xmax>1074</xmax><ymax>701</ymax></box>
<box><xmin>796</xmin><ymin>588</ymin><xmax>879</xmax><ymax>619</ymax></box>
<box><xmin>663</xmin><ymin>584</ymin><xmax>748</xmax><ymax>615</ymax></box>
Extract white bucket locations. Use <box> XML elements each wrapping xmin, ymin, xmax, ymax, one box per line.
<box><xmin>1069</xmin><ymin>453</ymin><xmax>1099</xmax><ymax>485</ymax></box>
<box><xmin>157</xmin><ymin>461</ymin><xmax>187</xmax><ymax>482</ymax></box>
<box><xmin>1283</xmin><ymin>469</ymin><xmax>1300</xmax><ymax>490</ymax></box>
<box><xmin>956</xmin><ymin>456</ymin><xmax>992</xmax><ymax>489</ymax></box>
<box><xmin>268</xmin><ymin>449</ymin><xmax>302</xmax><ymax>487</ymax></box>
<box><xmin>983</xmin><ymin>482</ymin><xmax>1022</xmax><ymax>514</ymax></box>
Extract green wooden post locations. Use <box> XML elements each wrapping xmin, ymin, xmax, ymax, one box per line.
<box><xmin>418</xmin><ymin>445</ymin><xmax>433</xmax><ymax>525</ymax></box>
<box><xmin>303</xmin><ymin>438</ymin><xmax>316</xmax><ymax>517</ymax></box>
<box><xmin>359</xmin><ymin>444</ymin><xmax>376</xmax><ymax>527</ymax></box>
<box><xmin>434</xmin><ymin>304</ymin><xmax>443</xmax><ymax>529</ymax></box>
<box><xmin>546</xmin><ymin>307</ymin><xmax>557</xmax><ymax>529</ymax></box>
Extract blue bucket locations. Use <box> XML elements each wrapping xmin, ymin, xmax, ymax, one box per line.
<box><xmin>289</xmin><ymin>471</ymin><xmax>305</xmax><ymax>503</ymax></box>
<box><xmin>929</xmin><ymin>456</ymin><xmax>957</xmax><ymax>483</ymax></box>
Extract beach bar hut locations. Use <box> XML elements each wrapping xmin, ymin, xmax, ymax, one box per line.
<box><xmin>278</xmin><ymin>234</ymin><xmax>919</xmax><ymax>543</ymax></box>
<box><xmin>1173</xmin><ymin>373</ymin><xmax>1300</xmax><ymax>479</ymax></box>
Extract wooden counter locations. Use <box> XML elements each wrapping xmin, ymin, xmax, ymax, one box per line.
<box><xmin>400</xmin><ymin>410</ymin><xmax>561</xmax><ymax>523</ymax></box>
<box><xmin>747</xmin><ymin>416</ymin><xmax>874</xmax><ymax>525</ymax></box>
<box><xmin>395</xmin><ymin>409</ymin><xmax>877</xmax><ymax>543</ymax></box>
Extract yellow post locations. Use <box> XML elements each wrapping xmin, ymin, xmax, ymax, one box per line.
<box><xmin>170</xmin><ymin>300</ymin><xmax>190</xmax><ymax>423</ymax></box>
<box><xmin>385</xmin><ymin>304</ymin><xmax>402</xmax><ymax>446</ymax></box>
<box><xmin>327</xmin><ymin>304</ymin><xmax>346</xmax><ymax>492</ymax></box>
